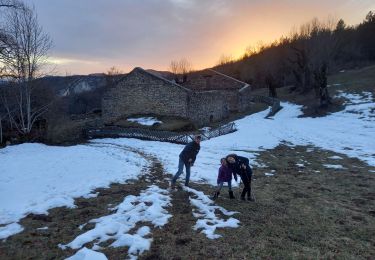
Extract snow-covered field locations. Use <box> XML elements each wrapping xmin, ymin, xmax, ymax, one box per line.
<box><xmin>0</xmin><ymin>143</ymin><xmax>146</xmax><ymax>239</ymax></box>
<box><xmin>0</xmin><ymin>90</ymin><xmax>374</xmax><ymax>245</ymax></box>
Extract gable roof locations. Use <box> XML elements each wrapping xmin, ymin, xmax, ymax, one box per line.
<box><xmin>117</xmin><ymin>67</ymin><xmax>250</xmax><ymax>93</ymax></box>
<box><xmin>130</xmin><ymin>67</ymin><xmax>191</xmax><ymax>92</ymax></box>
<box><xmin>180</xmin><ymin>68</ymin><xmax>249</xmax><ymax>91</ymax></box>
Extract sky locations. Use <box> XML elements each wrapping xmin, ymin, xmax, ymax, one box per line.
<box><xmin>25</xmin><ymin>0</ymin><xmax>375</xmax><ymax>75</ymax></box>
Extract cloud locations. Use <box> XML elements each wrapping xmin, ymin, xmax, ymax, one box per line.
<box><xmin>25</xmin><ymin>0</ymin><xmax>372</xmax><ymax>74</ymax></box>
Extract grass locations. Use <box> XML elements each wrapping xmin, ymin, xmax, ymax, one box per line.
<box><xmin>251</xmin><ymin>64</ymin><xmax>375</xmax><ymax>117</ymax></box>
<box><xmin>328</xmin><ymin>65</ymin><xmax>375</xmax><ymax>93</ymax></box>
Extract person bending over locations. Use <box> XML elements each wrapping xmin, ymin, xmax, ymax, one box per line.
<box><xmin>226</xmin><ymin>154</ymin><xmax>254</xmax><ymax>201</ymax></box>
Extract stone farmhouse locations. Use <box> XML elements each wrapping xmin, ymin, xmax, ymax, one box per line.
<box><xmin>102</xmin><ymin>67</ymin><xmax>253</xmax><ymax>126</ymax></box>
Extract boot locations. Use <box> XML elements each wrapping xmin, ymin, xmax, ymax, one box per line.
<box><xmin>229</xmin><ymin>190</ymin><xmax>235</xmax><ymax>199</ymax></box>
<box><xmin>211</xmin><ymin>191</ymin><xmax>220</xmax><ymax>200</ymax></box>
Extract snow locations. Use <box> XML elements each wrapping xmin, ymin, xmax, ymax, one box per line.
<box><xmin>324</xmin><ymin>164</ymin><xmax>346</xmax><ymax>170</ymax></box>
<box><xmin>0</xmin><ymin>223</ymin><xmax>24</xmax><ymax>240</ymax></box>
<box><xmin>264</xmin><ymin>173</ymin><xmax>274</xmax><ymax>176</ymax></box>
<box><xmin>36</xmin><ymin>226</ymin><xmax>48</xmax><ymax>230</ymax></box>
<box><xmin>61</xmin><ymin>185</ymin><xmax>172</xmax><ymax>260</ymax></box>
<box><xmin>127</xmin><ymin>117</ymin><xmax>162</xmax><ymax>126</ymax></box>
<box><xmin>296</xmin><ymin>163</ymin><xmax>305</xmax><ymax>168</ymax></box>
<box><xmin>66</xmin><ymin>247</ymin><xmax>107</xmax><ymax>260</ymax></box>
<box><xmin>93</xmin><ymin>91</ymin><xmax>375</xmax><ymax>185</ymax></box>
<box><xmin>184</xmin><ymin>186</ymin><xmax>240</xmax><ymax>239</ymax></box>
<box><xmin>0</xmin><ymin>143</ymin><xmax>146</xmax><ymax>239</ymax></box>
<box><xmin>329</xmin><ymin>155</ymin><xmax>343</xmax><ymax>160</ymax></box>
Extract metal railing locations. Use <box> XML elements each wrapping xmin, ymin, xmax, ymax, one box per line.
<box><xmin>86</xmin><ymin>122</ymin><xmax>237</xmax><ymax>144</ymax></box>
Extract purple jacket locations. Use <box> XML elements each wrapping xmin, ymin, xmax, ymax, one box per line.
<box><xmin>217</xmin><ymin>165</ymin><xmax>233</xmax><ymax>184</ymax></box>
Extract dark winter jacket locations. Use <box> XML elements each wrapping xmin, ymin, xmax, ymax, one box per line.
<box><xmin>217</xmin><ymin>165</ymin><xmax>233</xmax><ymax>184</ymax></box>
<box><xmin>227</xmin><ymin>155</ymin><xmax>252</xmax><ymax>180</ymax></box>
<box><xmin>179</xmin><ymin>141</ymin><xmax>200</xmax><ymax>164</ymax></box>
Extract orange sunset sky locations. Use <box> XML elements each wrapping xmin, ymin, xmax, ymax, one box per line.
<box><xmin>26</xmin><ymin>0</ymin><xmax>375</xmax><ymax>75</ymax></box>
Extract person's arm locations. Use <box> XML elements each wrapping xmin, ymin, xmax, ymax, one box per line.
<box><xmin>218</xmin><ymin>167</ymin><xmax>223</xmax><ymax>182</ymax></box>
<box><xmin>232</xmin><ymin>170</ymin><xmax>237</xmax><ymax>182</ymax></box>
<box><xmin>182</xmin><ymin>142</ymin><xmax>193</xmax><ymax>162</ymax></box>
<box><xmin>190</xmin><ymin>144</ymin><xmax>200</xmax><ymax>164</ymax></box>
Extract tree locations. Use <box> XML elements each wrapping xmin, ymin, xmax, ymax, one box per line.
<box><xmin>335</xmin><ymin>19</ymin><xmax>346</xmax><ymax>32</ymax></box>
<box><xmin>217</xmin><ymin>54</ymin><xmax>234</xmax><ymax>66</ymax></box>
<box><xmin>0</xmin><ymin>1</ymin><xmax>52</xmax><ymax>136</ymax></box>
<box><xmin>105</xmin><ymin>66</ymin><xmax>123</xmax><ymax>88</ymax></box>
<box><xmin>169</xmin><ymin>58</ymin><xmax>192</xmax><ymax>83</ymax></box>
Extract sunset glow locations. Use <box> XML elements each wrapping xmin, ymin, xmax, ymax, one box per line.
<box><xmin>27</xmin><ymin>0</ymin><xmax>375</xmax><ymax>75</ymax></box>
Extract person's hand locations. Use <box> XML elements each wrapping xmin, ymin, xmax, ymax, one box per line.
<box><xmin>188</xmin><ymin>158</ymin><xmax>192</xmax><ymax>162</ymax></box>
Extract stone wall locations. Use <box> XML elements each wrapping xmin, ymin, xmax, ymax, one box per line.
<box><xmin>102</xmin><ymin>68</ymin><xmax>190</xmax><ymax>123</ymax></box>
<box><xmin>238</xmin><ymin>85</ymin><xmax>253</xmax><ymax>111</ymax></box>
<box><xmin>188</xmin><ymin>91</ymin><xmax>229</xmax><ymax>126</ymax></box>
<box><xmin>220</xmin><ymin>90</ymin><xmax>240</xmax><ymax>112</ymax></box>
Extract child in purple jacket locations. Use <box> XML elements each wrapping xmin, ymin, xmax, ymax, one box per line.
<box><xmin>212</xmin><ymin>158</ymin><xmax>237</xmax><ymax>200</ymax></box>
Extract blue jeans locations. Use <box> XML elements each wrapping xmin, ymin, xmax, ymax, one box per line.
<box><xmin>217</xmin><ymin>181</ymin><xmax>232</xmax><ymax>192</ymax></box>
<box><xmin>172</xmin><ymin>158</ymin><xmax>191</xmax><ymax>186</ymax></box>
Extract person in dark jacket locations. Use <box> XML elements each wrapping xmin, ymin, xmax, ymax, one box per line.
<box><xmin>171</xmin><ymin>135</ymin><xmax>201</xmax><ymax>188</ymax></box>
<box><xmin>212</xmin><ymin>158</ymin><xmax>237</xmax><ymax>200</ymax></box>
<box><xmin>226</xmin><ymin>154</ymin><xmax>254</xmax><ymax>201</ymax></box>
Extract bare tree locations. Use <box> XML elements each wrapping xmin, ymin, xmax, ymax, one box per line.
<box><xmin>288</xmin><ymin>17</ymin><xmax>339</xmax><ymax>104</ymax></box>
<box><xmin>0</xmin><ymin>1</ymin><xmax>52</xmax><ymax>136</ymax></box>
<box><xmin>105</xmin><ymin>66</ymin><xmax>123</xmax><ymax>88</ymax></box>
<box><xmin>169</xmin><ymin>60</ymin><xmax>179</xmax><ymax>82</ymax></box>
<box><xmin>169</xmin><ymin>58</ymin><xmax>192</xmax><ymax>83</ymax></box>
<box><xmin>217</xmin><ymin>54</ymin><xmax>234</xmax><ymax>66</ymax></box>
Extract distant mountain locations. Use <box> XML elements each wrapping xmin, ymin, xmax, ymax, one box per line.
<box><xmin>37</xmin><ymin>74</ymin><xmax>124</xmax><ymax>96</ymax></box>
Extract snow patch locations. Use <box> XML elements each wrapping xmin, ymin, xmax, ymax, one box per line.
<box><xmin>329</xmin><ymin>155</ymin><xmax>343</xmax><ymax>160</ymax></box>
<box><xmin>0</xmin><ymin>222</ymin><xmax>24</xmax><ymax>240</ymax></box>
<box><xmin>323</xmin><ymin>164</ymin><xmax>346</xmax><ymax>170</ymax></box>
<box><xmin>183</xmin><ymin>186</ymin><xmax>240</xmax><ymax>239</ymax></box>
<box><xmin>264</xmin><ymin>173</ymin><xmax>274</xmax><ymax>176</ymax></box>
<box><xmin>127</xmin><ymin>117</ymin><xmax>162</xmax><ymax>126</ymax></box>
<box><xmin>66</xmin><ymin>247</ymin><xmax>108</xmax><ymax>260</ymax></box>
<box><xmin>36</xmin><ymin>226</ymin><xmax>48</xmax><ymax>230</ymax></box>
<box><xmin>60</xmin><ymin>185</ymin><xmax>172</xmax><ymax>260</ymax></box>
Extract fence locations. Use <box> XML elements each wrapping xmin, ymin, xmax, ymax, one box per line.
<box><xmin>86</xmin><ymin>122</ymin><xmax>237</xmax><ymax>144</ymax></box>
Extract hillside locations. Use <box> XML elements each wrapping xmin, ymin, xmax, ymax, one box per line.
<box><xmin>249</xmin><ymin>65</ymin><xmax>375</xmax><ymax>117</ymax></box>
